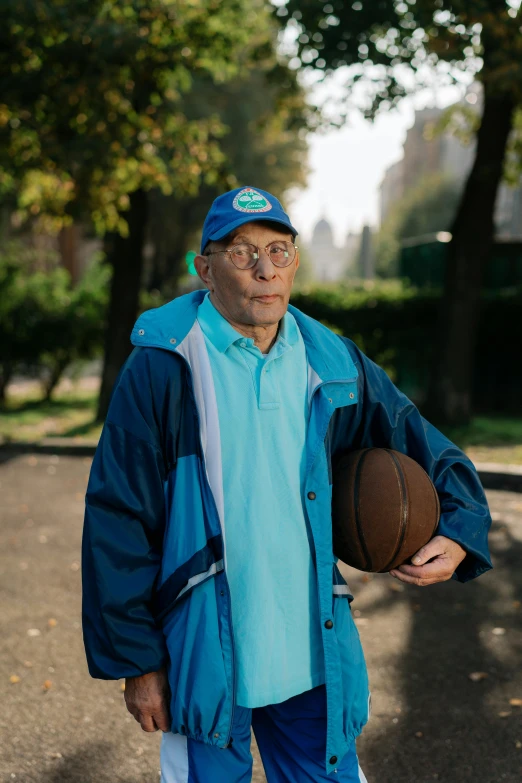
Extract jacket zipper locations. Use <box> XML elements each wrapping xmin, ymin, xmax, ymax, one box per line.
<box><xmin>177</xmin><ymin>355</ymin><xmax>237</xmax><ymax>749</ymax></box>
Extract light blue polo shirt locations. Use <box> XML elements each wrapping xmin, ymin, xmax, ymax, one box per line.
<box><xmin>197</xmin><ymin>292</ymin><xmax>325</xmax><ymax>708</ymax></box>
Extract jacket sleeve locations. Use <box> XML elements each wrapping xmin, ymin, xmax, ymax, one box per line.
<box><xmin>339</xmin><ymin>338</ymin><xmax>493</xmax><ymax>583</ymax></box>
<box><xmin>81</xmin><ymin>347</ymin><xmax>174</xmax><ymax>680</ymax></box>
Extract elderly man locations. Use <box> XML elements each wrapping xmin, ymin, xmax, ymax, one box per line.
<box><xmin>82</xmin><ymin>186</ymin><xmax>492</xmax><ymax>782</ymax></box>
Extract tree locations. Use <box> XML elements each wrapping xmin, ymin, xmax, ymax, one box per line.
<box><xmin>144</xmin><ymin>51</ymin><xmax>313</xmax><ymax>297</ymax></box>
<box><xmin>280</xmin><ymin>0</ymin><xmax>522</xmax><ymax>425</ymax></box>
<box><xmin>0</xmin><ymin>241</ymin><xmax>108</xmax><ymax>404</ymax></box>
<box><xmin>0</xmin><ymin>0</ymin><xmax>268</xmax><ymax>420</ymax></box>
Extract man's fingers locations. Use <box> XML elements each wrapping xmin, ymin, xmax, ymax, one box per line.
<box><xmin>138</xmin><ymin>712</ymin><xmax>157</xmax><ymax>732</ymax></box>
<box><xmin>389</xmin><ymin>536</ymin><xmax>467</xmax><ymax>586</ymax></box>
<box><xmin>390</xmin><ymin>555</ymin><xmax>454</xmax><ymax>585</ymax></box>
<box><xmin>123</xmin><ymin>668</ymin><xmax>170</xmax><ymax>732</ymax></box>
<box><xmin>129</xmin><ymin>708</ymin><xmax>170</xmax><ymax>732</ymax></box>
<box><xmin>389</xmin><ymin>570</ymin><xmax>440</xmax><ymax>587</ymax></box>
<box><xmin>125</xmin><ymin>701</ymin><xmax>169</xmax><ymax>734</ymax></box>
<box><xmin>396</xmin><ymin>558</ymin><xmax>452</xmax><ymax>578</ymax></box>
<box><xmin>410</xmin><ymin>535</ymin><xmax>446</xmax><ymax>566</ymax></box>
<box><xmin>153</xmin><ymin>708</ymin><xmax>171</xmax><ymax>733</ymax></box>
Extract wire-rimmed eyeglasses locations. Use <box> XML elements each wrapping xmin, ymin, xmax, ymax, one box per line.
<box><xmin>205</xmin><ymin>240</ymin><xmax>298</xmax><ymax>270</ymax></box>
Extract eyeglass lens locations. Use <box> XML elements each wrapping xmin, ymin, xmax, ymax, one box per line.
<box><xmin>228</xmin><ymin>241</ymin><xmax>295</xmax><ymax>269</ymax></box>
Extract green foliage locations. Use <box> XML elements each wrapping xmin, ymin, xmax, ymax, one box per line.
<box><xmin>431</xmin><ymin>102</ymin><xmax>481</xmax><ymax>148</ymax></box>
<box><xmin>184</xmin><ymin>39</ymin><xmax>314</xmax><ymax>193</ymax></box>
<box><xmin>444</xmin><ymin>416</ymin><xmax>522</xmax><ymax>450</ymax></box>
<box><xmin>0</xmin><ymin>243</ymin><xmax>71</xmax><ymax>367</ymax></box>
<box><xmin>291</xmin><ymin>280</ymin><xmax>419</xmax><ymax>377</ymax></box>
<box><xmin>0</xmin><ymin>242</ymin><xmax>108</xmax><ymax>400</ymax></box>
<box><xmin>290</xmin><ymin>282</ymin><xmax>522</xmax><ymax>414</ymax></box>
<box><xmin>0</xmin><ymin>0</ymin><xmax>266</xmax><ymax>234</ymax></box>
<box><xmin>145</xmin><ymin>27</ymin><xmax>313</xmax><ymax>294</ymax></box>
<box><xmin>293</xmin><ymin>244</ymin><xmax>315</xmax><ymax>288</ymax></box>
<box><xmin>375</xmin><ymin>173</ymin><xmax>462</xmax><ymax>277</ymax></box>
<box><xmin>280</xmin><ymin>1</ymin><xmax>522</xmax><ymax>118</ymax></box>
<box><xmin>504</xmin><ymin>107</ymin><xmax>522</xmax><ymax>185</ymax></box>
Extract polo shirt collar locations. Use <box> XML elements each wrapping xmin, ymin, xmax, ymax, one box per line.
<box><xmin>197</xmin><ymin>291</ymin><xmax>298</xmax><ymax>354</ymax></box>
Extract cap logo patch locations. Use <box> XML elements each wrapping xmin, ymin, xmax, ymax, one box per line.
<box><xmin>232</xmin><ymin>188</ymin><xmax>272</xmax><ymax>213</ymax></box>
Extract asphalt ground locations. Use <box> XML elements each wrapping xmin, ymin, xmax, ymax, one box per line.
<box><xmin>1</xmin><ymin>452</ymin><xmax>521</xmax><ymax>783</ymax></box>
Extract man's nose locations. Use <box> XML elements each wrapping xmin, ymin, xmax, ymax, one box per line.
<box><xmin>254</xmin><ymin>248</ymin><xmax>276</xmax><ymax>279</ymax></box>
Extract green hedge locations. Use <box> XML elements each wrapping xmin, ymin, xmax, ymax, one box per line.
<box><xmin>2</xmin><ymin>256</ymin><xmax>520</xmax><ymax>417</ymax></box>
<box><xmin>291</xmin><ymin>283</ymin><xmax>522</xmax><ymax>415</ymax></box>
<box><xmin>0</xmin><ymin>242</ymin><xmax>110</xmax><ymax>401</ymax></box>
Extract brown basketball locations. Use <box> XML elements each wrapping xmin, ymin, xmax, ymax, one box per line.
<box><xmin>331</xmin><ymin>448</ymin><xmax>440</xmax><ymax>573</ymax></box>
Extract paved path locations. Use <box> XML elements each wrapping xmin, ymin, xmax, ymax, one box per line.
<box><xmin>1</xmin><ymin>453</ymin><xmax>521</xmax><ymax>782</ymax></box>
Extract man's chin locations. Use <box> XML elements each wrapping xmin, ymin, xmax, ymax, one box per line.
<box><xmin>249</xmin><ymin>297</ymin><xmax>286</xmax><ymax>321</ymax></box>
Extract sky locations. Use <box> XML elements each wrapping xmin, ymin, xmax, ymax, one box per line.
<box><xmin>285</xmin><ymin>77</ymin><xmax>467</xmax><ymax>247</ymax></box>
<box><xmin>286</xmin><ymin>108</ymin><xmax>412</xmax><ymax>246</ymax></box>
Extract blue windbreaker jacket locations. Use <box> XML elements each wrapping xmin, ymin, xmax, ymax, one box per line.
<box><xmin>81</xmin><ymin>289</ymin><xmax>493</xmax><ymax>775</ymax></box>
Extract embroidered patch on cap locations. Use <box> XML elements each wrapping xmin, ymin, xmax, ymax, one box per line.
<box><xmin>232</xmin><ymin>188</ymin><xmax>272</xmax><ymax>213</ymax></box>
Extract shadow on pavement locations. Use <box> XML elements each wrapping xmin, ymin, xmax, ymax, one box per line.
<box><xmin>359</xmin><ymin>519</ymin><xmax>522</xmax><ymax>783</ymax></box>
<box><xmin>38</xmin><ymin>742</ymin><xmax>138</xmax><ymax>783</ymax></box>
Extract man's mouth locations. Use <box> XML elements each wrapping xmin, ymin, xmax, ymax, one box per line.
<box><xmin>253</xmin><ymin>295</ymin><xmax>278</xmax><ymax>302</ymax></box>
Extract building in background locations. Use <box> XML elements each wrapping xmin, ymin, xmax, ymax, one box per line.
<box><xmin>344</xmin><ymin>230</ymin><xmax>360</xmax><ymax>273</ymax></box>
<box><xmin>357</xmin><ymin>225</ymin><xmax>375</xmax><ymax>279</ymax></box>
<box><xmin>379</xmin><ymin>160</ymin><xmax>404</xmax><ymax>229</ymax></box>
<box><xmin>379</xmin><ymin>89</ymin><xmax>522</xmax><ymax>237</ymax></box>
<box><xmin>308</xmin><ymin>217</ymin><xmax>342</xmax><ymax>282</ymax></box>
<box><xmin>306</xmin><ymin>216</ymin><xmax>360</xmax><ymax>282</ymax></box>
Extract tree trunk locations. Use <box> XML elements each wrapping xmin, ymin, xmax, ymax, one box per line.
<box><xmin>0</xmin><ymin>361</ymin><xmax>14</xmax><ymax>407</ymax></box>
<box><xmin>58</xmin><ymin>223</ymin><xmax>82</xmax><ymax>286</ymax></box>
<box><xmin>424</xmin><ymin>88</ymin><xmax>515</xmax><ymax>426</ymax></box>
<box><xmin>145</xmin><ymin>194</ymin><xmax>202</xmax><ymax>295</ymax></box>
<box><xmin>96</xmin><ymin>188</ymin><xmax>148</xmax><ymax>423</ymax></box>
<box><xmin>42</xmin><ymin>352</ymin><xmax>71</xmax><ymax>401</ymax></box>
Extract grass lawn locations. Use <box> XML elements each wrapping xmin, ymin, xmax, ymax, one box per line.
<box><xmin>0</xmin><ymin>384</ymin><xmax>102</xmax><ymax>443</ymax></box>
<box><xmin>1</xmin><ymin>385</ymin><xmax>521</xmax><ymax>466</ymax></box>
<box><xmin>443</xmin><ymin>417</ymin><xmax>522</xmax><ymax>466</ymax></box>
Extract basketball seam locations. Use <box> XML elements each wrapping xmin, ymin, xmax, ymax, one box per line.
<box><xmin>354</xmin><ymin>448</ymin><xmax>372</xmax><ymax>571</ymax></box>
<box><xmin>381</xmin><ymin>450</ymin><xmax>409</xmax><ymax>572</ymax></box>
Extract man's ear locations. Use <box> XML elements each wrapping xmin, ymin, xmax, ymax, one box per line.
<box><xmin>194</xmin><ymin>254</ymin><xmax>212</xmax><ymax>288</ymax></box>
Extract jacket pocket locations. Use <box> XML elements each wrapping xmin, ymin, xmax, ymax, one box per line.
<box><xmin>152</xmin><ymin>535</ymin><xmax>224</xmax><ymax>624</ymax></box>
<box><xmin>332</xmin><ymin>561</ymin><xmax>371</xmax><ymax>741</ymax></box>
<box><xmin>332</xmin><ymin>561</ymin><xmax>354</xmax><ymax>605</ymax></box>
<box><xmin>161</xmin><ymin>568</ymin><xmax>231</xmax><ymax>742</ymax></box>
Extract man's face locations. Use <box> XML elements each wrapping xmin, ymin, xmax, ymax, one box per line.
<box><xmin>195</xmin><ymin>221</ymin><xmax>300</xmax><ymax>328</ymax></box>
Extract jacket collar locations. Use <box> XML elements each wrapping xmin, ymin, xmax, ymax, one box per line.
<box><xmin>131</xmin><ymin>290</ymin><xmax>357</xmax><ymax>384</ymax></box>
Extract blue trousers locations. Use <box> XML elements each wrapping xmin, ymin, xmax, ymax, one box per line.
<box><xmin>160</xmin><ymin>684</ymin><xmax>367</xmax><ymax>782</ymax></box>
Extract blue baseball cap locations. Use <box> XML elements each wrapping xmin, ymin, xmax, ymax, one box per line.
<box><xmin>200</xmin><ymin>186</ymin><xmax>298</xmax><ymax>254</ymax></box>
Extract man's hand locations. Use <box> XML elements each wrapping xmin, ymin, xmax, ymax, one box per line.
<box><xmin>124</xmin><ymin>665</ymin><xmax>171</xmax><ymax>732</ymax></box>
<box><xmin>389</xmin><ymin>535</ymin><xmax>467</xmax><ymax>586</ymax></box>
